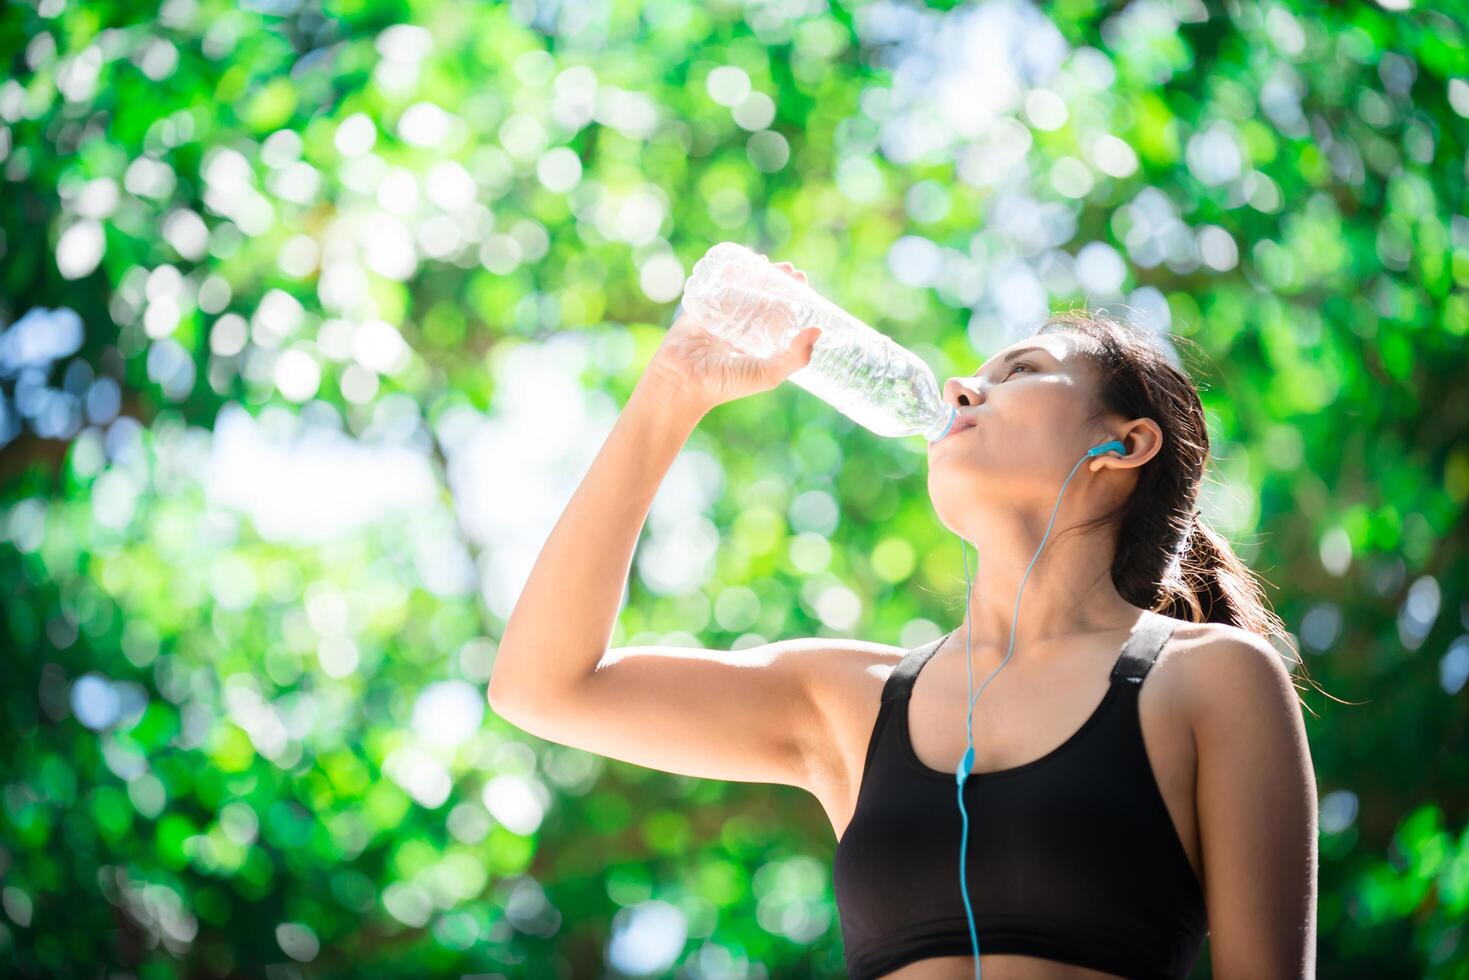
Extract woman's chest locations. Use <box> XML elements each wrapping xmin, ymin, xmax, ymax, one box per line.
<box><xmin>810</xmin><ymin>645</ymin><xmax>1204</xmax><ymax>890</ymax></box>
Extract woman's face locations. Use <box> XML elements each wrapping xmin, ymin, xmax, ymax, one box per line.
<box><xmin>926</xmin><ymin>331</ymin><xmax>1105</xmax><ymax>534</ymax></box>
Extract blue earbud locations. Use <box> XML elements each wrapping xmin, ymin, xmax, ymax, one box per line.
<box><xmin>954</xmin><ymin>438</ymin><xmax>1125</xmax><ymax>980</ymax></box>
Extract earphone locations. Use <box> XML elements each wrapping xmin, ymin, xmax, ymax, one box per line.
<box><xmin>951</xmin><ymin>438</ymin><xmax>1127</xmax><ymax>980</ymax></box>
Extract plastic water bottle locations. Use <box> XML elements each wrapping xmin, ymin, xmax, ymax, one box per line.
<box><xmin>677</xmin><ymin>242</ymin><xmax>959</xmax><ymax>444</ymax></box>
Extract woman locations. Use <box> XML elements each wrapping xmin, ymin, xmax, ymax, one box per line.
<box><xmin>489</xmin><ymin>262</ymin><xmax>1320</xmax><ymax>979</ymax></box>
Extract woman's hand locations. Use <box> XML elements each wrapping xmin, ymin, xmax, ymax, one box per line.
<box><xmin>644</xmin><ymin>260</ymin><xmax>822</xmax><ymax>412</ymax></box>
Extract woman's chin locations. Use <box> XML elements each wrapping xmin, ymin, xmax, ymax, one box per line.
<box><xmin>927</xmin><ymin>447</ymin><xmax>979</xmax><ymax>471</ymax></box>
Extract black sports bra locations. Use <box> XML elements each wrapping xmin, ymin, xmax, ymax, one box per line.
<box><xmin>831</xmin><ymin>610</ymin><xmax>1208</xmax><ymax>980</ymax></box>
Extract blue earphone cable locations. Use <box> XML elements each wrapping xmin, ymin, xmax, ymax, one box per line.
<box><xmin>953</xmin><ymin>439</ymin><xmax>1126</xmax><ymax>980</ymax></box>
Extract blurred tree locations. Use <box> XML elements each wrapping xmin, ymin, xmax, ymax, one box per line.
<box><xmin>0</xmin><ymin>0</ymin><xmax>1466</xmax><ymax>977</ymax></box>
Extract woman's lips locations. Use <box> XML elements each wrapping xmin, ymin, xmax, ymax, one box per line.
<box><xmin>932</xmin><ymin>416</ymin><xmax>976</xmax><ymax>447</ymax></box>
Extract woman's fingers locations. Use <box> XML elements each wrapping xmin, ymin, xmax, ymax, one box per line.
<box><xmin>774</xmin><ymin>260</ymin><xmax>807</xmax><ymax>282</ymax></box>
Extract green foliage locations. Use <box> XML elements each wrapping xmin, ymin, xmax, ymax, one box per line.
<box><xmin>1</xmin><ymin>0</ymin><xmax>1467</xmax><ymax>977</ymax></box>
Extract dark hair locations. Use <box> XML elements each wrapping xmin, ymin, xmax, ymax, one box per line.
<box><xmin>1036</xmin><ymin>307</ymin><xmax>1333</xmax><ymax>713</ymax></box>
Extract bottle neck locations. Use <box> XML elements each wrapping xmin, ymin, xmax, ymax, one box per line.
<box><xmin>925</xmin><ymin>404</ymin><xmax>958</xmax><ymax>443</ymax></box>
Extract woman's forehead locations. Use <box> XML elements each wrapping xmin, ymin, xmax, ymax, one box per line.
<box><xmin>984</xmin><ymin>334</ymin><xmax>1078</xmax><ymax>366</ymax></box>
<box><xmin>1016</xmin><ymin>336</ymin><xmax>1070</xmax><ymax>358</ymax></box>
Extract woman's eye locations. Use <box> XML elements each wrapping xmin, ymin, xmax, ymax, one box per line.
<box><xmin>1005</xmin><ymin>362</ymin><xmax>1034</xmax><ymax>380</ymax></box>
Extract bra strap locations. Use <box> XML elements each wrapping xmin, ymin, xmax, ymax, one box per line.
<box><xmin>881</xmin><ymin>632</ymin><xmax>950</xmax><ymax>704</ymax></box>
<box><xmin>1110</xmin><ymin>610</ymin><xmax>1180</xmax><ymax>685</ymax></box>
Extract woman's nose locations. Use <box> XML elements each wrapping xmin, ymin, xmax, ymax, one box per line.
<box><xmin>944</xmin><ymin>376</ymin><xmax>986</xmax><ymax>407</ymax></box>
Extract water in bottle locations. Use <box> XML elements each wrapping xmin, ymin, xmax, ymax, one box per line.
<box><xmin>677</xmin><ymin>242</ymin><xmax>959</xmax><ymax>443</ymax></box>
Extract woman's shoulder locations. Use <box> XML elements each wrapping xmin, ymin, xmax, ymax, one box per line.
<box><xmin>1159</xmin><ymin>618</ymin><xmax>1286</xmax><ymax>666</ymax></box>
<box><xmin>1150</xmin><ymin>619</ymin><xmax>1299</xmax><ymax>727</ymax></box>
<box><xmin>803</xmin><ymin>635</ymin><xmax>929</xmax><ymax>731</ymax></box>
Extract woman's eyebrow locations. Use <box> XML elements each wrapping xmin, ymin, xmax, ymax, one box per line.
<box><xmin>973</xmin><ymin>346</ymin><xmax>1050</xmax><ymax>377</ymax></box>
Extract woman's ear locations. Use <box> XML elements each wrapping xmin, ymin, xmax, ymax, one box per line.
<box><xmin>1088</xmin><ymin>449</ymin><xmax>1122</xmax><ymax>474</ymax></box>
<box><xmin>1088</xmin><ymin>421</ymin><xmax>1163</xmax><ymax>473</ymax></box>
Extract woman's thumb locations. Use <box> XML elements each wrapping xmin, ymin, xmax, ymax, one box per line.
<box><xmin>773</xmin><ymin>327</ymin><xmax>822</xmax><ymax>377</ymax></box>
<box><xmin>799</xmin><ymin>326</ymin><xmax>823</xmax><ymax>357</ymax></box>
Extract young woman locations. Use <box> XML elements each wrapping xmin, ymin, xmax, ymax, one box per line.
<box><xmin>489</xmin><ymin>262</ymin><xmax>1319</xmax><ymax>980</ymax></box>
